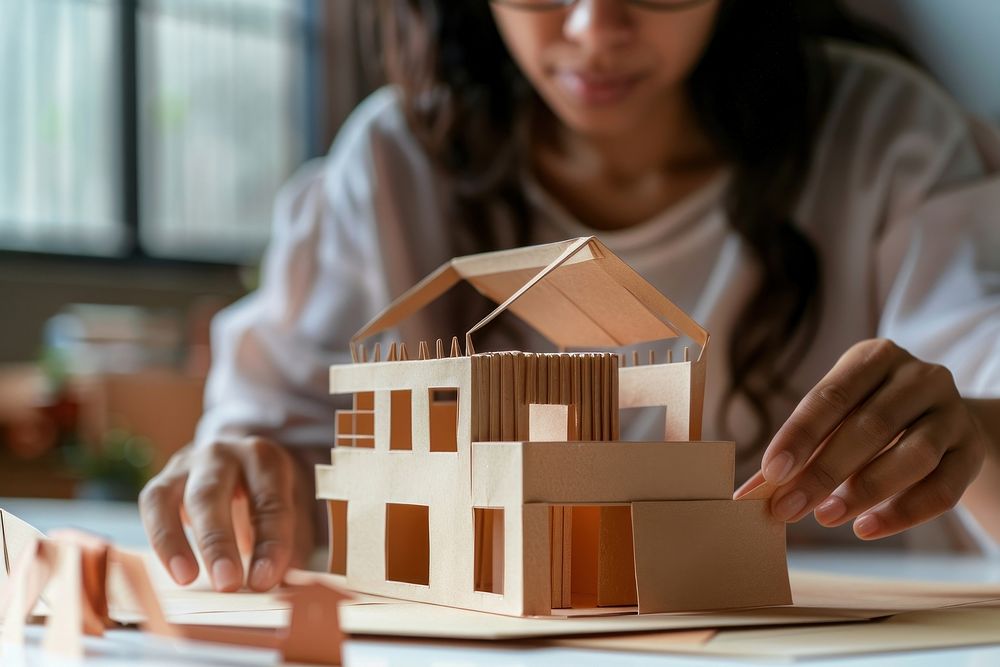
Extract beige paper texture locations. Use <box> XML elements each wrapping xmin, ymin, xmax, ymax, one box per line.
<box><xmin>632</xmin><ymin>500</ymin><xmax>791</xmax><ymax>613</ymax></box>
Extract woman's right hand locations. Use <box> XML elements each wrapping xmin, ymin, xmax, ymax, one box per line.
<box><xmin>138</xmin><ymin>436</ymin><xmax>315</xmax><ymax>592</ymax></box>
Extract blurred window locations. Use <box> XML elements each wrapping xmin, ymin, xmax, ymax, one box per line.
<box><xmin>0</xmin><ymin>0</ymin><xmax>313</xmax><ymax>262</ymax></box>
<box><xmin>0</xmin><ymin>0</ymin><xmax>125</xmax><ymax>255</ymax></box>
<box><xmin>138</xmin><ymin>0</ymin><xmax>310</xmax><ymax>261</ymax></box>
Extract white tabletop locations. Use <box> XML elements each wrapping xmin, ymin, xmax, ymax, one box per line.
<box><xmin>3</xmin><ymin>497</ymin><xmax>1000</xmax><ymax>666</ymax></box>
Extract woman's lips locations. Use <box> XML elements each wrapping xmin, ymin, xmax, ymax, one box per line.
<box><xmin>554</xmin><ymin>70</ymin><xmax>643</xmax><ymax>106</ymax></box>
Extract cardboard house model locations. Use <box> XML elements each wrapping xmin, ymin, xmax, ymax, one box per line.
<box><xmin>316</xmin><ymin>237</ymin><xmax>791</xmax><ymax>617</ymax></box>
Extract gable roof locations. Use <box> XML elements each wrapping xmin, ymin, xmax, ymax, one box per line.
<box><xmin>352</xmin><ymin>237</ymin><xmax>709</xmax><ymax>358</ymax></box>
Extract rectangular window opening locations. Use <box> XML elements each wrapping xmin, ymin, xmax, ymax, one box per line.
<box><xmin>355</xmin><ymin>391</ymin><xmax>374</xmax><ymax>411</ymax></box>
<box><xmin>390</xmin><ymin>389</ymin><xmax>412</xmax><ymax>451</ymax></box>
<box><xmin>619</xmin><ymin>406</ymin><xmax>668</xmax><ymax>442</ymax></box>
<box><xmin>551</xmin><ymin>505</ymin><xmax>636</xmax><ymax>610</ymax></box>
<box><xmin>334</xmin><ymin>394</ymin><xmax>374</xmax><ymax>448</ymax></box>
<box><xmin>385</xmin><ymin>503</ymin><xmax>429</xmax><ymax>585</ymax></box>
<box><xmin>431</xmin><ymin>388</ymin><xmax>458</xmax><ymax>403</ymax></box>
<box><xmin>327</xmin><ymin>500</ymin><xmax>348</xmax><ymax>575</ymax></box>
<box><xmin>334</xmin><ymin>410</ymin><xmax>353</xmax><ymax>448</ymax></box>
<box><xmin>473</xmin><ymin>508</ymin><xmax>504</xmax><ymax>595</ymax></box>
<box><xmin>428</xmin><ymin>387</ymin><xmax>459</xmax><ymax>452</ymax></box>
<box><xmin>528</xmin><ymin>403</ymin><xmax>578</xmax><ymax>442</ymax></box>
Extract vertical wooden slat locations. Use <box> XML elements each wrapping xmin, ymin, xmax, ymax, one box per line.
<box><xmin>572</xmin><ymin>354</ymin><xmax>581</xmax><ymax>439</ymax></box>
<box><xmin>537</xmin><ymin>352</ymin><xmax>548</xmax><ymax>405</ymax></box>
<box><xmin>581</xmin><ymin>355</ymin><xmax>592</xmax><ymax>441</ymax></box>
<box><xmin>514</xmin><ymin>353</ymin><xmax>526</xmax><ymax>440</ymax></box>
<box><xmin>501</xmin><ymin>353</ymin><xmax>515</xmax><ymax>441</ymax></box>
<box><xmin>559</xmin><ymin>355</ymin><xmax>572</xmax><ymax>440</ymax></box>
<box><xmin>481</xmin><ymin>356</ymin><xmax>492</xmax><ymax>442</ymax></box>
<box><xmin>547</xmin><ymin>355</ymin><xmax>559</xmax><ymax>407</ymax></box>
<box><xmin>601</xmin><ymin>354</ymin><xmax>610</xmax><ymax>441</ymax></box>
<box><xmin>559</xmin><ymin>354</ymin><xmax>571</xmax><ymax>404</ymax></box>
<box><xmin>562</xmin><ymin>506</ymin><xmax>573</xmax><ymax>608</ymax></box>
<box><xmin>550</xmin><ymin>506</ymin><xmax>563</xmax><ymax>609</ymax></box>
<box><xmin>472</xmin><ymin>356</ymin><xmax>479</xmax><ymax>440</ymax></box>
<box><xmin>611</xmin><ymin>352</ymin><xmax>621</xmax><ymax>441</ymax></box>
<box><xmin>490</xmin><ymin>354</ymin><xmax>501</xmax><ymax>441</ymax></box>
<box><xmin>526</xmin><ymin>353</ymin><xmax>537</xmax><ymax>406</ymax></box>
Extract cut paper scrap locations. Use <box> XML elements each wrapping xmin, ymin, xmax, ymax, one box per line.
<box><xmin>790</xmin><ymin>570</ymin><xmax>1000</xmax><ymax>610</ymax></box>
<box><xmin>1</xmin><ymin>508</ymin><xmax>44</xmax><ymax>578</ymax></box>
<box><xmin>332</xmin><ymin>601</ymin><xmax>889</xmax><ymax>640</ymax></box>
<box><xmin>107</xmin><ymin>549</ymin><xmax>390</xmax><ymax>622</ymax></box>
<box><xmin>705</xmin><ymin>607</ymin><xmax>1000</xmax><ymax>658</ymax></box>
<box><xmin>159</xmin><ymin>569</ymin><xmax>1000</xmax><ymax>641</ymax></box>
<box><xmin>158</xmin><ymin>576</ymin><xmax>352</xmax><ymax>667</ymax></box>
<box><xmin>164</xmin><ymin>593</ymin><xmax>893</xmax><ymax>639</ymax></box>
<box><xmin>152</xmin><ymin>571</ymin><xmax>884</xmax><ymax>639</ymax></box>
<box><xmin>0</xmin><ymin>518</ymin><xmax>352</xmax><ymax>666</ymax></box>
<box><xmin>565</xmin><ymin>608</ymin><xmax>1000</xmax><ymax>659</ymax></box>
<box><xmin>1</xmin><ymin>509</ymin><xmax>45</xmax><ymax>586</ymax></box>
<box><xmin>0</xmin><ymin>508</ymin><xmax>47</xmax><ymax>623</ymax></box>
<box><xmin>150</xmin><ymin>566</ymin><xmax>893</xmax><ymax>638</ymax></box>
<box><xmin>0</xmin><ymin>531</ymin><xmax>173</xmax><ymax>659</ymax></box>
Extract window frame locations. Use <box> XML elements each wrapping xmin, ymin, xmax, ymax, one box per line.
<box><xmin>0</xmin><ymin>0</ymin><xmax>324</xmax><ymax>268</ymax></box>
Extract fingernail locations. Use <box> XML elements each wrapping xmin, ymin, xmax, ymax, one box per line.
<box><xmin>733</xmin><ymin>477</ymin><xmax>766</xmax><ymax>500</ymax></box>
<box><xmin>211</xmin><ymin>558</ymin><xmax>241</xmax><ymax>591</ymax></box>
<box><xmin>814</xmin><ymin>496</ymin><xmax>847</xmax><ymax>525</ymax></box>
<box><xmin>854</xmin><ymin>514</ymin><xmax>880</xmax><ymax>539</ymax></box>
<box><xmin>773</xmin><ymin>490</ymin><xmax>807</xmax><ymax>522</ymax></box>
<box><xmin>169</xmin><ymin>555</ymin><xmax>197</xmax><ymax>584</ymax></box>
<box><xmin>250</xmin><ymin>559</ymin><xmax>274</xmax><ymax>590</ymax></box>
<box><xmin>763</xmin><ymin>452</ymin><xmax>795</xmax><ymax>485</ymax></box>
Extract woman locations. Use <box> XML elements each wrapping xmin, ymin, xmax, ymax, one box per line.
<box><xmin>139</xmin><ymin>0</ymin><xmax>1000</xmax><ymax>593</ymax></box>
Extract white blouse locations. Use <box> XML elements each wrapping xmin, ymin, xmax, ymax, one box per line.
<box><xmin>196</xmin><ymin>43</ymin><xmax>1000</xmax><ymax>553</ymax></box>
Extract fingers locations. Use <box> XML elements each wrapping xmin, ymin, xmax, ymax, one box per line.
<box><xmin>852</xmin><ymin>445</ymin><xmax>979</xmax><ymax>540</ymax></box>
<box><xmin>182</xmin><ymin>443</ymin><xmax>244</xmax><ymax>592</ymax></box>
<box><xmin>239</xmin><ymin>438</ymin><xmax>296</xmax><ymax>592</ymax></box>
<box><xmin>139</xmin><ymin>452</ymin><xmax>199</xmax><ymax>585</ymax></box>
<box><xmin>769</xmin><ymin>359</ymin><xmax>948</xmax><ymax>522</ymax></box>
<box><xmin>139</xmin><ymin>437</ymin><xmax>307</xmax><ymax>593</ymax></box>
<box><xmin>761</xmin><ymin>339</ymin><xmax>905</xmax><ymax>488</ymax></box>
<box><xmin>756</xmin><ymin>338</ymin><xmax>987</xmax><ymax>540</ymax></box>
<box><xmin>812</xmin><ymin>415</ymin><xmax>950</xmax><ymax>527</ymax></box>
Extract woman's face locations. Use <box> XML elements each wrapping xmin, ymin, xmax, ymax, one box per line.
<box><xmin>490</xmin><ymin>0</ymin><xmax>721</xmax><ymax>138</ymax></box>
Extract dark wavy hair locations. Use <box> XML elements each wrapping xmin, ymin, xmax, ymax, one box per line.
<box><xmin>375</xmin><ymin>0</ymin><xmax>903</xmax><ymax>451</ymax></box>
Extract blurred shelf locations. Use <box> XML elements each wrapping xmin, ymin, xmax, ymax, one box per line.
<box><xmin>0</xmin><ymin>450</ymin><xmax>79</xmax><ymax>499</ymax></box>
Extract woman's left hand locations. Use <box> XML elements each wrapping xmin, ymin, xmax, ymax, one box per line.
<box><xmin>740</xmin><ymin>338</ymin><xmax>986</xmax><ymax>539</ymax></box>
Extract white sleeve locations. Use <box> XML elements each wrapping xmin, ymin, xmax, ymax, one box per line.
<box><xmin>194</xmin><ymin>107</ymin><xmax>391</xmax><ymax>449</ymax></box>
<box><xmin>875</xmin><ymin>118</ymin><xmax>1000</xmax><ymax>397</ymax></box>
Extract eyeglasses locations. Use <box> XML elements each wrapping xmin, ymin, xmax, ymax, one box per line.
<box><xmin>490</xmin><ymin>0</ymin><xmax>713</xmax><ymax>11</ymax></box>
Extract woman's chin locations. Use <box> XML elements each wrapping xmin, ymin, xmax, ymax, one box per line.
<box><xmin>548</xmin><ymin>103</ymin><xmax>649</xmax><ymax>140</ymax></box>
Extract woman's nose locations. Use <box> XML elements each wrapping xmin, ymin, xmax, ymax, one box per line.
<box><xmin>563</xmin><ymin>0</ymin><xmax>634</xmax><ymax>54</ymax></box>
